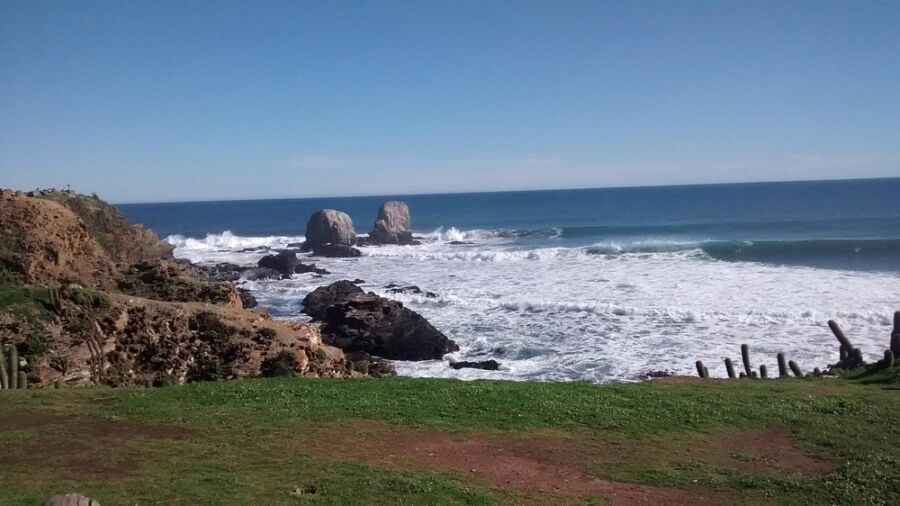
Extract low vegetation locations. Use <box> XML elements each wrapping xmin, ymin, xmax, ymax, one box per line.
<box><xmin>0</xmin><ymin>375</ymin><xmax>897</xmax><ymax>504</ymax></box>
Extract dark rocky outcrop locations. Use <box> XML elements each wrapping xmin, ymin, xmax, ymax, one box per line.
<box><xmin>302</xmin><ymin>281</ymin><xmax>458</xmax><ymax>360</ymax></box>
<box><xmin>302</xmin><ymin>209</ymin><xmax>361</xmax><ymax>257</ymax></box>
<box><xmin>116</xmin><ymin>259</ymin><xmax>242</xmax><ymax>306</ymax></box>
<box><xmin>301</xmin><ymin>280</ymin><xmax>364</xmax><ymax>319</ymax></box>
<box><xmin>386</xmin><ymin>285</ymin><xmax>438</xmax><ymax>298</ymax></box>
<box><xmin>449</xmin><ymin>360</ymin><xmax>501</xmax><ymax>371</ymax></box>
<box><xmin>238</xmin><ymin>288</ymin><xmax>257</xmax><ymax>309</ymax></box>
<box><xmin>370</xmin><ymin>201</ymin><xmax>414</xmax><ymax>245</ymax></box>
<box><xmin>308</xmin><ymin>243</ymin><xmax>361</xmax><ymax>258</ymax></box>
<box><xmin>197</xmin><ymin>262</ymin><xmax>246</xmax><ymax>282</ymax></box>
<box><xmin>257</xmin><ymin>251</ymin><xmax>329</xmax><ymax>277</ymax></box>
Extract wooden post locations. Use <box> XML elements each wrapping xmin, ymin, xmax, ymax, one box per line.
<box><xmin>759</xmin><ymin>365</ymin><xmax>768</xmax><ymax>379</ymax></box>
<box><xmin>828</xmin><ymin>320</ymin><xmax>854</xmax><ymax>354</ymax></box>
<box><xmin>741</xmin><ymin>344</ymin><xmax>752</xmax><ymax>378</ymax></box>
<box><xmin>883</xmin><ymin>350</ymin><xmax>894</xmax><ymax>370</ymax></box>
<box><xmin>891</xmin><ymin>311</ymin><xmax>900</xmax><ymax>357</ymax></box>
<box><xmin>788</xmin><ymin>360</ymin><xmax>803</xmax><ymax>377</ymax></box>
<box><xmin>777</xmin><ymin>352</ymin><xmax>788</xmax><ymax>378</ymax></box>
<box><xmin>696</xmin><ymin>360</ymin><xmax>708</xmax><ymax>378</ymax></box>
<box><xmin>724</xmin><ymin>358</ymin><xmax>736</xmax><ymax>379</ymax></box>
<box><xmin>16</xmin><ymin>371</ymin><xmax>26</xmax><ymax>389</ymax></box>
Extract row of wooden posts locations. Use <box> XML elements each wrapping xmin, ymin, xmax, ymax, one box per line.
<box><xmin>696</xmin><ymin>311</ymin><xmax>900</xmax><ymax>379</ymax></box>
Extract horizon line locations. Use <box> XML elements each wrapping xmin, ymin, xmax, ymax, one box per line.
<box><xmin>112</xmin><ymin>175</ymin><xmax>900</xmax><ymax>206</ymax></box>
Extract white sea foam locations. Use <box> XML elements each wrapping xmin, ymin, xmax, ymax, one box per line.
<box><xmin>169</xmin><ymin>229</ymin><xmax>900</xmax><ymax>383</ymax></box>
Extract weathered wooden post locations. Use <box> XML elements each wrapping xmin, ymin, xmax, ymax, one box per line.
<box><xmin>696</xmin><ymin>360</ymin><xmax>708</xmax><ymax>378</ymax></box>
<box><xmin>17</xmin><ymin>371</ymin><xmax>26</xmax><ymax>389</ymax></box>
<box><xmin>788</xmin><ymin>360</ymin><xmax>803</xmax><ymax>377</ymax></box>
<box><xmin>828</xmin><ymin>320</ymin><xmax>854</xmax><ymax>355</ymax></box>
<box><xmin>741</xmin><ymin>344</ymin><xmax>752</xmax><ymax>377</ymax></box>
<box><xmin>891</xmin><ymin>311</ymin><xmax>900</xmax><ymax>357</ymax></box>
<box><xmin>777</xmin><ymin>352</ymin><xmax>788</xmax><ymax>378</ymax></box>
<box><xmin>724</xmin><ymin>358</ymin><xmax>736</xmax><ymax>379</ymax></box>
<box><xmin>55</xmin><ymin>378</ymin><xmax>63</xmax><ymax>389</ymax></box>
<box><xmin>851</xmin><ymin>348</ymin><xmax>863</xmax><ymax>365</ymax></box>
<box><xmin>759</xmin><ymin>365</ymin><xmax>768</xmax><ymax>379</ymax></box>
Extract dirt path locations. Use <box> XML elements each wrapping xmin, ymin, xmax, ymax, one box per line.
<box><xmin>300</xmin><ymin>422</ymin><xmax>833</xmax><ymax>504</ymax></box>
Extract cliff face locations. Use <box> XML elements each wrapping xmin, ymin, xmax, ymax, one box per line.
<box><xmin>35</xmin><ymin>191</ymin><xmax>174</xmax><ymax>265</ymax></box>
<box><xmin>0</xmin><ymin>191</ymin><xmax>116</xmax><ymax>288</ymax></box>
<box><xmin>0</xmin><ymin>189</ymin><xmax>351</xmax><ymax>388</ymax></box>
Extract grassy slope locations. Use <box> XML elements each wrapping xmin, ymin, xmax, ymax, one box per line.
<box><xmin>2</xmin><ymin>375</ymin><xmax>899</xmax><ymax>505</ymax></box>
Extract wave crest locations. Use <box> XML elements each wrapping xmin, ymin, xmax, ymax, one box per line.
<box><xmin>166</xmin><ymin>230</ymin><xmax>305</xmax><ymax>251</ymax></box>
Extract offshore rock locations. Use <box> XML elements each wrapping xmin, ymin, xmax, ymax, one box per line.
<box><xmin>302</xmin><ymin>281</ymin><xmax>458</xmax><ymax>360</ymax></box>
<box><xmin>302</xmin><ymin>209</ymin><xmax>360</xmax><ymax>257</ymax></box>
<box><xmin>370</xmin><ymin>201</ymin><xmax>414</xmax><ymax>245</ymax></box>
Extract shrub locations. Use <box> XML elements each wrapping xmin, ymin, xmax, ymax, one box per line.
<box><xmin>261</xmin><ymin>351</ymin><xmax>298</xmax><ymax>377</ymax></box>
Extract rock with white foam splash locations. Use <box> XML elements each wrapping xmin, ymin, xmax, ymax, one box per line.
<box><xmin>302</xmin><ymin>209</ymin><xmax>361</xmax><ymax>257</ymax></box>
<box><xmin>370</xmin><ymin>201</ymin><xmax>414</xmax><ymax>245</ymax></box>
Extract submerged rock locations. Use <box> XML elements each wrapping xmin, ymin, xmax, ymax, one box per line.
<box><xmin>370</xmin><ymin>201</ymin><xmax>414</xmax><ymax>245</ymax></box>
<box><xmin>449</xmin><ymin>360</ymin><xmax>501</xmax><ymax>371</ymax></box>
<box><xmin>257</xmin><ymin>251</ymin><xmax>329</xmax><ymax>277</ymax></box>
<box><xmin>302</xmin><ymin>209</ymin><xmax>361</xmax><ymax>257</ymax></box>
<box><xmin>386</xmin><ymin>285</ymin><xmax>438</xmax><ymax>298</ymax></box>
<box><xmin>302</xmin><ymin>281</ymin><xmax>458</xmax><ymax>360</ymax></box>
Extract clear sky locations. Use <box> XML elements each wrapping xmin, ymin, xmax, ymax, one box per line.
<box><xmin>1</xmin><ymin>0</ymin><xmax>898</xmax><ymax>203</ymax></box>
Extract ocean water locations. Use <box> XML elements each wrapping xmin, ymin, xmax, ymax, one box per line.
<box><xmin>119</xmin><ymin>178</ymin><xmax>900</xmax><ymax>382</ymax></box>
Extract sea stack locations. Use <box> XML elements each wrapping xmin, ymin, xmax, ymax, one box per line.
<box><xmin>370</xmin><ymin>201</ymin><xmax>414</xmax><ymax>245</ymax></box>
<box><xmin>302</xmin><ymin>209</ymin><xmax>361</xmax><ymax>257</ymax></box>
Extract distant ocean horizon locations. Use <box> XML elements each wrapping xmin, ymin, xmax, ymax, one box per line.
<box><xmin>119</xmin><ymin>177</ymin><xmax>900</xmax><ymax>383</ymax></box>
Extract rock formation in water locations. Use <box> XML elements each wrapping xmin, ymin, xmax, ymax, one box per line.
<box><xmin>370</xmin><ymin>201</ymin><xmax>414</xmax><ymax>245</ymax></box>
<box><xmin>302</xmin><ymin>280</ymin><xmax>458</xmax><ymax>360</ymax></box>
<box><xmin>302</xmin><ymin>209</ymin><xmax>361</xmax><ymax>257</ymax></box>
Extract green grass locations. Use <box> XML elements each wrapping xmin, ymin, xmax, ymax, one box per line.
<box><xmin>2</xmin><ymin>376</ymin><xmax>899</xmax><ymax>504</ymax></box>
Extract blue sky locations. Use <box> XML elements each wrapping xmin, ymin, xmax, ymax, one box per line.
<box><xmin>1</xmin><ymin>0</ymin><xmax>898</xmax><ymax>203</ymax></box>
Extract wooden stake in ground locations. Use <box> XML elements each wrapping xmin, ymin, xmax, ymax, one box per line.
<box><xmin>828</xmin><ymin>320</ymin><xmax>854</xmax><ymax>355</ymax></box>
<box><xmin>891</xmin><ymin>311</ymin><xmax>900</xmax><ymax>357</ymax></box>
<box><xmin>777</xmin><ymin>352</ymin><xmax>788</xmax><ymax>378</ymax></box>
<box><xmin>696</xmin><ymin>360</ymin><xmax>708</xmax><ymax>378</ymax></box>
<box><xmin>741</xmin><ymin>344</ymin><xmax>752</xmax><ymax>377</ymax></box>
<box><xmin>724</xmin><ymin>358</ymin><xmax>736</xmax><ymax>379</ymax></box>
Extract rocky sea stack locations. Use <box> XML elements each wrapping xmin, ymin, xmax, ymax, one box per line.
<box><xmin>302</xmin><ymin>209</ymin><xmax>361</xmax><ymax>257</ymax></box>
<box><xmin>370</xmin><ymin>201</ymin><xmax>415</xmax><ymax>245</ymax></box>
<box><xmin>0</xmin><ymin>189</ymin><xmax>365</xmax><ymax>388</ymax></box>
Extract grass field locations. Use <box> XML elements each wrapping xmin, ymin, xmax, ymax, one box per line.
<box><xmin>1</xmin><ymin>373</ymin><xmax>898</xmax><ymax>504</ymax></box>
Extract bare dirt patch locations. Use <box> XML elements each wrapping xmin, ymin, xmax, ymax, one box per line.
<box><xmin>696</xmin><ymin>430</ymin><xmax>834</xmax><ymax>475</ymax></box>
<box><xmin>300</xmin><ymin>423</ymin><xmax>736</xmax><ymax>504</ymax></box>
<box><xmin>0</xmin><ymin>408</ymin><xmax>194</xmax><ymax>480</ymax></box>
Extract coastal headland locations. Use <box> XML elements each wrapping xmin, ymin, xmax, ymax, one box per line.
<box><xmin>0</xmin><ymin>189</ymin><xmax>898</xmax><ymax>504</ymax></box>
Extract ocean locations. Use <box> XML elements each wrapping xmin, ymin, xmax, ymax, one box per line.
<box><xmin>118</xmin><ymin>178</ymin><xmax>900</xmax><ymax>382</ymax></box>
